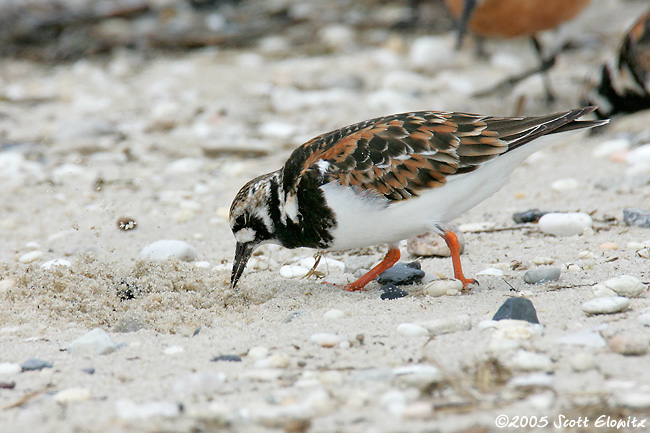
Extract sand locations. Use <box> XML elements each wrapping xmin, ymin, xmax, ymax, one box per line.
<box><xmin>1</xmin><ymin>1</ymin><xmax>650</xmax><ymax>432</ymax></box>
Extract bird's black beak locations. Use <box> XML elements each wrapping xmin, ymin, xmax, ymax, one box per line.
<box><xmin>231</xmin><ymin>242</ymin><xmax>254</xmax><ymax>289</ymax></box>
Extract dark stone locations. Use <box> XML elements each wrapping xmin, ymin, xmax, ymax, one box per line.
<box><xmin>492</xmin><ymin>298</ymin><xmax>539</xmax><ymax>324</ymax></box>
<box><xmin>380</xmin><ymin>284</ymin><xmax>409</xmax><ymax>300</ymax></box>
<box><xmin>211</xmin><ymin>354</ymin><xmax>242</xmax><ymax>362</ymax></box>
<box><xmin>377</xmin><ymin>262</ymin><xmax>424</xmax><ymax>286</ymax></box>
<box><xmin>81</xmin><ymin>367</ymin><xmax>95</xmax><ymax>375</ymax></box>
<box><xmin>0</xmin><ymin>381</ymin><xmax>15</xmax><ymax>389</ymax></box>
<box><xmin>623</xmin><ymin>208</ymin><xmax>650</xmax><ymax>228</ymax></box>
<box><xmin>21</xmin><ymin>358</ymin><xmax>53</xmax><ymax>372</ymax></box>
<box><xmin>193</xmin><ymin>326</ymin><xmax>202</xmax><ymax>336</ymax></box>
<box><xmin>512</xmin><ymin>209</ymin><xmax>549</xmax><ymax>224</ymax></box>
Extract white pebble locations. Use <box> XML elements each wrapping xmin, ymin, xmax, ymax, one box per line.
<box><xmin>115</xmin><ymin>399</ymin><xmax>180</xmax><ymax>420</ymax></box>
<box><xmin>419</xmin><ymin>315</ymin><xmax>471</xmax><ymax>336</ymax></box>
<box><xmin>508</xmin><ymin>350</ymin><xmax>553</xmax><ymax>372</ymax></box>
<box><xmin>637</xmin><ymin>313</ymin><xmax>650</xmax><ymax>326</ymax></box>
<box><xmin>0</xmin><ymin>362</ymin><xmax>21</xmax><ymax>375</ymax></box>
<box><xmin>616</xmin><ymin>392</ymin><xmax>650</xmax><ymax>409</ymax></box>
<box><xmin>310</xmin><ymin>333</ymin><xmax>342</xmax><ymax>347</ymax></box>
<box><xmin>592</xmin><ymin>285</ymin><xmax>618</xmax><ymax>298</ymax></box>
<box><xmin>509</xmin><ymin>373</ymin><xmax>553</xmax><ymax>388</ymax></box>
<box><xmin>608</xmin><ymin>334</ymin><xmax>649</xmax><ymax>355</ymax></box>
<box><xmin>551</xmin><ymin>178</ymin><xmax>579</xmax><ymax>191</ymax></box>
<box><xmin>538</xmin><ymin>212</ymin><xmax>592</xmax><ymax>236</ymax></box>
<box><xmin>19</xmin><ymin>250</ymin><xmax>43</xmax><ymax>264</ymax></box>
<box><xmin>582</xmin><ymin>297</ymin><xmax>630</xmax><ymax>315</ymax></box>
<box><xmin>626</xmin><ymin>143</ymin><xmax>650</xmax><ymax>165</ymax></box>
<box><xmin>255</xmin><ymin>353</ymin><xmax>290</xmax><ymax>369</ymax></box>
<box><xmin>139</xmin><ymin>240</ymin><xmax>197</xmax><ymax>262</ymax></box>
<box><xmin>532</xmin><ymin>257</ymin><xmax>554</xmax><ymax>265</ymax></box>
<box><xmin>458</xmin><ymin>221</ymin><xmax>496</xmax><ymax>232</ymax></box>
<box><xmin>68</xmin><ymin>328</ymin><xmax>117</xmax><ymax>356</ymax></box>
<box><xmin>380</xmin><ymin>389</ymin><xmax>407</xmax><ymax>416</ymax></box>
<box><xmin>41</xmin><ymin>259</ymin><xmax>72</xmax><ymax>269</ymax></box>
<box><xmin>396</xmin><ymin>323</ymin><xmax>429</xmax><ymax>337</ymax></box>
<box><xmin>595</xmin><ymin>275</ymin><xmax>646</xmax><ymax>298</ymax></box>
<box><xmin>423</xmin><ymin>279</ymin><xmax>462</xmax><ymax>297</ymax></box>
<box><xmin>592</xmin><ymin>138</ymin><xmax>630</xmax><ymax>158</ymax></box>
<box><xmin>194</xmin><ymin>261</ymin><xmax>211</xmax><ymax>269</ymax></box>
<box><xmin>299</xmin><ymin>257</ymin><xmax>345</xmax><ymax>272</ymax></box>
<box><xmin>569</xmin><ymin>352</ymin><xmax>597</xmax><ymax>371</ymax></box>
<box><xmin>323</xmin><ymin>309</ymin><xmax>345</xmax><ymax>319</ymax></box>
<box><xmin>280</xmin><ymin>265</ymin><xmax>309</xmax><ymax>278</ymax></box>
<box><xmin>408</xmin><ymin>36</ymin><xmax>454</xmax><ymax>70</ymax></box>
<box><xmin>578</xmin><ymin>251</ymin><xmax>596</xmax><ymax>259</ymax></box>
<box><xmin>476</xmin><ymin>267</ymin><xmax>503</xmax><ymax>277</ymax></box>
<box><xmin>247</xmin><ymin>346</ymin><xmax>269</xmax><ymax>360</ymax></box>
<box><xmin>556</xmin><ymin>328</ymin><xmax>607</xmax><ymax>348</ymax></box>
<box><xmin>163</xmin><ymin>345</ymin><xmax>185</xmax><ymax>356</ymax></box>
<box><xmin>318</xmin><ymin>24</ymin><xmax>355</xmax><ymax>50</ymax></box>
<box><xmin>393</xmin><ymin>364</ymin><xmax>443</xmax><ymax>389</ymax></box>
<box><xmin>54</xmin><ymin>387</ymin><xmax>92</xmax><ymax>403</ymax></box>
<box><xmin>173</xmin><ymin>372</ymin><xmax>225</xmax><ymax>398</ymax></box>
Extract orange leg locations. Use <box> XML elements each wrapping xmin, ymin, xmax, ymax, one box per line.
<box><xmin>440</xmin><ymin>230</ymin><xmax>476</xmax><ymax>290</ymax></box>
<box><xmin>344</xmin><ymin>246</ymin><xmax>401</xmax><ymax>292</ymax></box>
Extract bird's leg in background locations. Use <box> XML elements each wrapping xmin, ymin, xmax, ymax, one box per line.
<box><xmin>531</xmin><ymin>35</ymin><xmax>557</xmax><ymax>103</ymax></box>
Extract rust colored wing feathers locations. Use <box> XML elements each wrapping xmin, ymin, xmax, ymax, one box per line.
<box><xmin>282</xmin><ymin>108</ymin><xmax>600</xmax><ymax>203</ymax></box>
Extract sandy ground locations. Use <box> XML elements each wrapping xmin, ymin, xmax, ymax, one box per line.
<box><xmin>1</xmin><ymin>1</ymin><xmax>650</xmax><ymax>432</ymax></box>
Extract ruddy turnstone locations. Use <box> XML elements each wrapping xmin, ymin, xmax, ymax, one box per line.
<box><xmin>230</xmin><ymin>107</ymin><xmax>607</xmax><ymax>291</ymax></box>
<box><xmin>584</xmin><ymin>8</ymin><xmax>650</xmax><ymax>118</ymax></box>
<box><xmin>444</xmin><ymin>0</ymin><xmax>591</xmax><ymax>101</ymax></box>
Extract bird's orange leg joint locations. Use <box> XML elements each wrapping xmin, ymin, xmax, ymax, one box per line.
<box><xmin>344</xmin><ymin>246</ymin><xmax>401</xmax><ymax>292</ymax></box>
<box><xmin>440</xmin><ymin>230</ymin><xmax>476</xmax><ymax>290</ymax></box>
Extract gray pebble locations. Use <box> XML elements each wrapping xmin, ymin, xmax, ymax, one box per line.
<box><xmin>524</xmin><ymin>267</ymin><xmax>561</xmax><ymax>284</ymax></box>
<box><xmin>377</xmin><ymin>262</ymin><xmax>424</xmax><ymax>286</ymax></box>
<box><xmin>492</xmin><ymin>298</ymin><xmax>539</xmax><ymax>324</ymax></box>
<box><xmin>512</xmin><ymin>209</ymin><xmax>549</xmax><ymax>224</ymax></box>
<box><xmin>113</xmin><ymin>312</ymin><xmax>145</xmax><ymax>333</ymax></box>
<box><xmin>211</xmin><ymin>354</ymin><xmax>242</xmax><ymax>362</ymax></box>
<box><xmin>81</xmin><ymin>367</ymin><xmax>95</xmax><ymax>375</ymax></box>
<box><xmin>380</xmin><ymin>284</ymin><xmax>409</xmax><ymax>300</ymax></box>
<box><xmin>21</xmin><ymin>358</ymin><xmax>53</xmax><ymax>371</ymax></box>
<box><xmin>623</xmin><ymin>208</ymin><xmax>650</xmax><ymax>228</ymax></box>
<box><xmin>68</xmin><ymin>328</ymin><xmax>118</xmax><ymax>356</ymax></box>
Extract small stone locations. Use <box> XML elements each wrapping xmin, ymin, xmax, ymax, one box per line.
<box><xmin>569</xmin><ymin>352</ymin><xmax>597</xmax><ymax>371</ymax></box>
<box><xmin>139</xmin><ymin>240</ymin><xmax>197</xmax><ymax>261</ymax></box>
<box><xmin>323</xmin><ymin>309</ymin><xmax>345</xmax><ymax>319</ymax></box>
<box><xmin>396</xmin><ymin>323</ymin><xmax>429</xmax><ymax>337</ymax></box>
<box><xmin>477</xmin><ymin>267</ymin><xmax>504</xmax><ymax>276</ymax></box>
<box><xmin>115</xmin><ymin>399</ymin><xmax>181</xmax><ymax>420</ymax></box>
<box><xmin>0</xmin><ymin>363</ymin><xmax>21</xmax><ymax>375</ymax></box>
<box><xmin>532</xmin><ymin>257</ymin><xmax>554</xmax><ymax>265</ymax></box>
<box><xmin>408</xmin><ymin>36</ymin><xmax>454</xmax><ymax>69</ymax></box>
<box><xmin>54</xmin><ymin>387</ymin><xmax>92</xmax><ymax>403</ymax></box>
<box><xmin>280</xmin><ymin>265</ymin><xmax>309</xmax><ymax>278</ymax></box>
<box><xmin>637</xmin><ymin>248</ymin><xmax>650</xmax><ymax>258</ymax></box>
<box><xmin>406</xmin><ymin>226</ymin><xmax>464</xmax><ymax>257</ymax></box>
<box><xmin>393</xmin><ymin>364</ymin><xmax>443</xmax><ymax>389</ymax></box>
<box><xmin>380</xmin><ymin>284</ymin><xmax>409</xmax><ymax>300</ymax></box>
<box><xmin>21</xmin><ymin>358</ymin><xmax>53</xmax><ymax>371</ymax></box>
<box><xmin>509</xmin><ymin>373</ymin><xmax>554</xmax><ymax>388</ymax></box>
<box><xmin>299</xmin><ymin>256</ymin><xmax>345</xmax><ymax>273</ymax></box>
<box><xmin>41</xmin><ymin>259</ymin><xmax>72</xmax><ymax>269</ymax></box>
<box><xmin>538</xmin><ymin>212</ymin><xmax>593</xmax><ymax>236</ymax></box>
<box><xmin>247</xmin><ymin>347</ymin><xmax>269</xmax><ymax>360</ymax></box>
<box><xmin>423</xmin><ymin>279</ymin><xmax>462</xmax><ymax>297</ymax></box>
<box><xmin>608</xmin><ymin>334</ymin><xmax>649</xmax><ymax>356</ymax></box>
<box><xmin>164</xmin><ymin>346</ymin><xmax>184</xmax><ymax>356</ymax></box>
<box><xmin>523</xmin><ymin>267</ymin><xmax>561</xmax><ymax>284</ymax></box>
<box><xmin>623</xmin><ymin>208</ymin><xmax>650</xmax><ymax>228</ymax></box>
<box><xmin>254</xmin><ymin>353</ymin><xmax>291</xmax><ymax>369</ymax></box>
<box><xmin>419</xmin><ymin>315</ymin><xmax>471</xmax><ymax>335</ymax></box>
<box><xmin>19</xmin><ymin>250</ymin><xmax>43</xmax><ymax>264</ymax></box>
<box><xmin>117</xmin><ymin>217</ymin><xmax>138</xmax><ymax>231</ymax></box>
<box><xmin>593</xmin><ymin>138</ymin><xmax>631</xmax><ymax>158</ymax></box>
<box><xmin>594</xmin><ymin>275</ymin><xmax>646</xmax><ymax>298</ymax></box>
<box><xmin>81</xmin><ymin>367</ymin><xmax>95</xmax><ymax>374</ymax></box>
<box><xmin>113</xmin><ymin>312</ymin><xmax>145</xmax><ymax>333</ymax></box>
<box><xmin>0</xmin><ymin>381</ymin><xmax>15</xmax><ymax>389</ymax></box>
<box><xmin>616</xmin><ymin>392</ymin><xmax>650</xmax><ymax>409</ymax></box>
<box><xmin>578</xmin><ymin>251</ymin><xmax>596</xmax><ymax>259</ymax></box>
<box><xmin>211</xmin><ymin>354</ymin><xmax>242</xmax><ymax>362</ymax></box>
<box><xmin>593</xmin><ymin>284</ymin><xmax>618</xmax><ymax>298</ymax></box>
<box><xmin>512</xmin><ymin>209</ymin><xmax>548</xmax><ymax>224</ymax></box>
<box><xmin>68</xmin><ymin>328</ymin><xmax>118</xmax><ymax>356</ymax></box>
<box><xmin>582</xmin><ymin>297</ymin><xmax>630</xmax><ymax>315</ymax></box>
<box><xmin>377</xmin><ymin>262</ymin><xmax>424</xmax><ymax>286</ymax></box>
<box><xmin>508</xmin><ymin>350</ymin><xmax>553</xmax><ymax>372</ymax></box>
<box><xmin>310</xmin><ymin>333</ymin><xmax>342</xmax><ymax>348</ymax></box>
<box><xmin>599</xmin><ymin>241</ymin><xmax>619</xmax><ymax>250</ymax></box>
<box><xmin>556</xmin><ymin>328</ymin><xmax>607</xmax><ymax>348</ymax></box>
<box><xmin>551</xmin><ymin>178</ymin><xmax>579</xmax><ymax>191</ymax></box>
<box><xmin>492</xmin><ymin>298</ymin><xmax>540</xmax><ymax>324</ymax></box>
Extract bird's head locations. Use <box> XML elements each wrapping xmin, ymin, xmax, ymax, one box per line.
<box><xmin>229</xmin><ymin>172</ymin><xmax>279</xmax><ymax>288</ymax></box>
